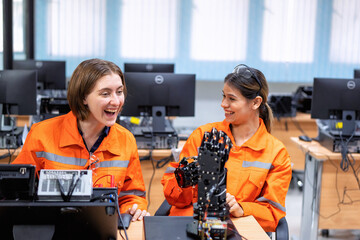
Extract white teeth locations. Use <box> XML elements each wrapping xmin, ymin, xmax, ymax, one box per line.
<box><xmin>105</xmin><ymin>109</ymin><xmax>117</xmax><ymax>113</ymax></box>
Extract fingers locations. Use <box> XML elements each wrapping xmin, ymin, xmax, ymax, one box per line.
<box><xmin>127</xmin><ymin>203</ymin><xmax>138</xmax><ymax>215</ymax></box>
<box><xmin>226</xmin><ymin>193</ymin><xmax>244</xmax><ymax>218</ymax></box>
<box><xmin>131</xmin><ymin>209</ymin><xmax>142</xmax><ymax>221</ymax></box>
<box><xmin>132</xmin><ymin>209</ymin><xmax>150</xmax><ymax>221</ymax></box>
<box><xmin>126</xmin><ymin>204</ymin><xmax>150</xmax><ymax>221</ymax></box>
<box><xmin>226</xmin><ymin>192</ymin><xmax>235</xmax><ymax>205</ymax></box>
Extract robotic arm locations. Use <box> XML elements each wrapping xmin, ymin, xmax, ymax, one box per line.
<box><xmin>174</xmin><ymin>128</ymin><xmax>232</xmax><ymax>239</ymax></box>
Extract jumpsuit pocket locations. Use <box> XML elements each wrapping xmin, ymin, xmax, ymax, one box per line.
<box><xmin>228</xmin><ymin>170</ymin><xmax>267</xmax><ymax>200</ymax></box>
<box><xmin>248</xmin><ymin>170</ymin><xmax>267</xmax><ymax>198</ymax></box>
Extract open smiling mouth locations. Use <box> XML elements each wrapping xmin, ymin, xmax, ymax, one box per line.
<box><xmin>104</xmin><ymin>109</ymin><xmax>117</xmax><ymax>117</ymax></box>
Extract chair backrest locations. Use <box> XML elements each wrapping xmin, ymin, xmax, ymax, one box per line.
<box><xmin>274</xmin><ymin>217</ymin><xmax>289</xmax><ymax>240</ymax></box>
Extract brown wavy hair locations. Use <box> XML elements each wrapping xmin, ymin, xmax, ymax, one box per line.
<box><xmin>67</xmin><ymin>58</ymin><xmax>126</xmax><ymax>121</ymax></box>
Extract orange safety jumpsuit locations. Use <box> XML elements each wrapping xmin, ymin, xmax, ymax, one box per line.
<box><xmin>161</xmin><ymin>119</ymin><xmax>291</xmax><ymax>232</ymax></box>
<box><xmin>13</xmin><ymin>111</ymin><xmax>147</xmax><ymax>213</ymax></box>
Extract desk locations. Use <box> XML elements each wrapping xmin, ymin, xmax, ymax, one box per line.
<box><xmin>291</xmin><ymin>137</ymin><xmax>360</xmax><ymax>239</ymax></box>
<box><xmin>0</xmin><ymin>115</ymin><xmax>30</xmax><ymax>164</ymax></box>
<box><xmin>138</xmin><ymin>141</ymin><xmax>186</xmax><ymax>161</ymax></box>
<box><xmin>272</xmin><ymin>113</ymin><xmax>317</xmax><ymax>171</ymax></box>
<box><xmin>123</xmin><ymin>215</ymin><xmax>270</xmax><ymax>240</ymax></box>
<box><xmin>0</xmin><ymin>148</ymin><xmax>21</xmax><ymax>164</ymax></box>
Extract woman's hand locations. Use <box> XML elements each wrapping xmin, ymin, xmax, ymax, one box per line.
<box><xmin>226</xmin><ymin>193</ymin><xmax>244</xmax><ymax>217</ymax></box>
<box><xmin>126</xmin><ymin>203</ymin><xmax>150</xmax><ymax>221</ymax></box>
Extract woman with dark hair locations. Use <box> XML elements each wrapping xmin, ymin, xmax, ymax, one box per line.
<box><xmin>13</xmin><ymin>58</ymin><xmax>149</xmax><ymax>221</ymax></box>
<box><xmin>161</xmin><ymin>64</ymin><xmax>291</xmax><ymax>232</ymax></box>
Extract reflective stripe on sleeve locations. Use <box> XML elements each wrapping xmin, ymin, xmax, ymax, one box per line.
<box><xmin>119</xmin><ymin>190</ymin><xmax>146</xmax><ymax>198</ymax></box>
<box><xmin>242</xmin><ymin>160</ymin><xmax>272</xmax><ymax>170</ymax></box>
<box><xmin>256</xmin><ymin>196</ymin><xmax>286</xmax><ymax>212</ymax></box>
<box><xmin>165</xmin><ymin>167</ymin><xmax>176</xmax><ymax>173</ymax></box>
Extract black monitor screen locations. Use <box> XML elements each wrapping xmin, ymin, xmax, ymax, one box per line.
<box><xmin>355</xmin><ymin>69</ymin><xmax>360</xmax><ymax>78</ymax></box>
<box><xmin>124</xmin><ymin>63</ymin><xmax>174</xmax><ymax>73</ymax></box>
<box><xmin>0</xmin><ymin>70</ymin><xmax>37</xmax><ymax>115</ymax></box>
<box><xmin>122</xmin><ymin>72</ymin><xmax>195</xmax><ymax>117</ymax></box>
<box><xmin>0</xmin><ymin>202</ymin><xmax>118</xmax><ymax>240</ymax></box>
<box><xmin>122</xmin><ymin>72</ymin><xmax>195</xmax><ymax>133</ymax></box>
<box><xmin>13</xmin><ymin>60</ymin><xmax>66</xmax><ymax>89</ymax></box>
<box><xmin>268</xmin><ymin>94</ymin><xmax>296</xmax><ymax>119</ymax></box>
<box><xmin>311</xmin><ymin>78</ymin><xmax>360</xmax><ymax>135</ymax></box>
<box><xmin>292</xmin><ymin>86</ymin><xmax>313</xmax><ymax>113</ymax></box>
<box><xmin>0</xmin><ymin>164</ymin><xmax>36</xmax><ymax>200</ymax></box>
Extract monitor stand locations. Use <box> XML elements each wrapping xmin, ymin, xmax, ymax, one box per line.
<box><xmin>152</xmin><ymin>106</ymin><xmax>174</xmax><ymax>134</ymax></box>
<box><xmin>0</xmin><ymin>104</ymin><xmax>17</xmax><ymax>132</ymax></box>
<box><xmin>342</xmin><ymin>110</ymin><xmax>356</xmax><ymax>136</ymax></box>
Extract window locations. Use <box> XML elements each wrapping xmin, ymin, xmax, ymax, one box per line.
<box><xmin>0</xmin><ymin>2</ymin><xmax>3</xmax><ymax>52</ymax></box>
<box><xmin>330</xmin><ymin>0</ymin><xmax>360</xmax><ymax>63</ymax></box>
<box><xmin>13</xmin><ymin>0</ymin><xmax>24</xmax><ymax>52</ymax></box>
<box><xmin>261</xmin><ymin>0</ymin><xmax>317</xmax><ymax>63</ymax></box>
<box><xmin>0</xmin><ymin>0</ymin><xmax>24</xmax><ymax>53</ymax></box>
<box><xmin>190</xmin><ymin>0</ymin><xmax>249</xmax><ymax>61</ymax></box>
<box><xmin>46</xmin><ymin>0</ymin><xmax>106</xmax><ymax>57</ymax></box>
<box><xmin>120</xmin><ymin>0</ymin><xmax>179</xmax><ymax>59</ymax></box>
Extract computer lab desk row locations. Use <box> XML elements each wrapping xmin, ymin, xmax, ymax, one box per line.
<box><xmin>292</xmin><ymin>137</ymin><xmax>360</xmax><ymax>240</ymax></box>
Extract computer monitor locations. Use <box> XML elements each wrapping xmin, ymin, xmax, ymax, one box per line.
<box><xmin>311</xmin><ymin>78</ymin><xmax>360</xmax><ymax>136</ymax></box>
<box><xmin>0</xmin><ymin>70</ymin><xmax>37</xmax><ymax>116</ymax></box>
<box><xmin>0</xmin><ymin>70</ymin><xmax>37</xmax><ymax>131</ymax></box>
<box><xmin>268</xmin><ymin>94</ymin><xmax>296</xmax><ymax>119</ymax></box>
<box><xmin>355</xmin><ymin>69</ymin><xmax>360</xmax><ymax>78</ymax></box>
<box><xmin>122</xmin><ymin>72</ymin><xmax>196</xmax><ymax>132</ymax></box>
<box><xmin>0</xmin><ymin>164</ymin><xmax>36</xmax><ymax>200</ymax></box>
<box><xmin>13</xmin><ymin>60</ymin><xmax>66</xmax><ymax>89</ymax></box>
<box><xmin>292</xmin><ymin>86</ymin><xmax>313</xmax><ymax>113</ymax></box>
<box><xmin>124</xmin><ymin>63</ymin><xmax>175</xmax><ymax>73</ymax></box>
<box><xmin>0</xmin><ymin>200</ymin><xmax>118</xmax><ymax>240</ymax></box>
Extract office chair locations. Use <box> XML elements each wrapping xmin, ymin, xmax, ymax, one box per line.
<box><xmin>155</xmin><ymin>199</ymin><xmax>289</xmax><ymax>240</ymax></box>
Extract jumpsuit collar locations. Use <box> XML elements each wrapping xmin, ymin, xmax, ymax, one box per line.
<box><xmin>78</xmin><ymin>126</ymin><xmax>110</xmax><ymax>153</ymax></box>
<box><xmin>223</xmin><ymin>118</ymin><xmax>268</xmax><ymax>151</ymax></box>
<box><xmin>58</xmin><ymin>112</ymin><xmax>125</xmax><ymax>156</ymax></box>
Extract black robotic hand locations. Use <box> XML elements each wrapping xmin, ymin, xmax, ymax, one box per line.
<box><xmin>195</xmin><ymin>128</ymin><xmax>232</xmax><ymax>219</ymax></box>
<box><xmin>174</xmin><ymin>127</ymin><xmax>232</xmax><ymax>202</ymax></box>
<box><xmin>174</xmin><ymin>156</ymin><xmax>199</xmax><ymax>188</ymax></box>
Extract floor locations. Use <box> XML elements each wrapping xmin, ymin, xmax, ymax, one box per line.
<box><xmin>286</xmin><ymin>181</ymin><xmax>360</xmax><ymax>240</ymax></box>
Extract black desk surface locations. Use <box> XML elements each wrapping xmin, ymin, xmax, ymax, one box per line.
<box><xmin>143</xmin><ymin>216</ymin><xmax>243</xmax><ymax>240</ymax></box>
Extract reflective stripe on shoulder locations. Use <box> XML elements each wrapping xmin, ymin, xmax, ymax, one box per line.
<box><xmin>165</xmin><ymin>167</ymin><xmax>176</xmax><ymax>173</ymax></box>
<box><xmin>119</xmin><ymin>190</ymin><xmax>146</xmax><ymax>198</ymax></box>
<box><xmin>99</xmin><ymin>160</ymin><xmax>129</xmax><ymax>168</ymax></box>
<box><xmin>36</xmin><ymin>151</ymin><xmax>88</xmax><ymax>166</ymax></box>
<box><xmin>256</xmin><ymin>196</ymin><xmax>286</xmax><ymax>212</ymax></box>
<box><xmin>242</xmin><ymin>160</ymin><xmax>272</xmax><ymax>170</ymax></box>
